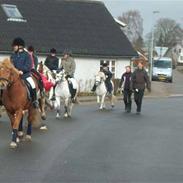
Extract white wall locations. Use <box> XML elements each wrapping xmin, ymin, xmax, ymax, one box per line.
<box><xmin>0</xmin><ymin>54</ymin><xmax>10</xmax><ymax>61</ymax></box>
<box><xmin>115</xmin><ymin>59</ymin><xmax>131</xmax><ymax>79</ymax></box>
<box><xmin>74</xmin><ymin>58</ymin><xmax>100</xmax><ymax>92</ymax></box>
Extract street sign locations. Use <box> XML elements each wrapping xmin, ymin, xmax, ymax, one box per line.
<box><xmin>155</xmin><ymin>46</ymin><xmax>168</xmax><ymax>57</ymax></box>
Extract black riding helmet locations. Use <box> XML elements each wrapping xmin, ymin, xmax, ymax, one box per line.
<box><xmin>102</xmin><ymin>63</ymin><xmax>108</xmax><ymax>67</ymax></box>
<box><xmin>50</xmin><ymin>48</ymin><xmax>57</xmax><ymax>54</ymax></box>
<box><xmin>12</xmin><ymin>37</ymin><xmax>25</xmax><ymax>47</ymax></box>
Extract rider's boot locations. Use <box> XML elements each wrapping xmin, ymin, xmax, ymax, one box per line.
<box><xmin>32</xmin><ymin>88</ymin><xmax>39</xmax><ymax>108</ymax></box>
<box><xmin>91</xmin><ymin>84</ymin><xmax>97</xmax><ymax>92</ymax></box>
<box><xmin>68</xmin><ymin>82</ymin><xmax>76</xmax><ymax>103</ymax></box>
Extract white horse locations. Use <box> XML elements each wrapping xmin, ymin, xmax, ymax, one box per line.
<box><xmin>54</xmin><ymin>70</ymin><xmax>79</xmax><ymax>118</ymax></box>
<box><xmin>94</xmin><ymin>71</ymin><xmax>115</xmax><ymax>110</ymax></box>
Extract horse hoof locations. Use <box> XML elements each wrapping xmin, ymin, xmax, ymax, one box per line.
<box><xmin>25</xmin><ymin>135</ymin><xmax>32</xmax><ymax>141</ymax></box>
<box><xmin>16</xmin><ymin>137</ymin><xmax>20</xmax><ymax>143</ymax></box>
<box><xmin>18</xmin><ymin>131</ymin><xmax>24</xmax><ymax>137</ymax></box>
<box><xmin>41</xmin><ymin>115</ymin><xmax>46</xmax><ymax>120</ymax></box>
<box><xmin>40</xmin><ymin>125</ymin><xmax>48</xmax><ymax>131</ymax></box>
<box><xmin>56</xmin><ymin>114</ymin><xmax>60</xmax><ymax>119</ymax></box>
<box><xmin>64</xmin><ymin>113</ymin><xmax>68</xmax><ymax>118</ymax></box>
<box><xmin>10</xmin><ymin>142</ymin><xmax>17</xmax><ymax>148</ymax></box>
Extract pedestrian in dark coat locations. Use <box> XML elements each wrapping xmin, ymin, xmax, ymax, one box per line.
<box><xmin>132</xmin><ymin>61</ymin><xmax>151</xmax><ymax>114</ymax></box>
<box><xmin>44</xmin><ymin>48</ymin><xmax>59</xmax><ymax>71</ymax></box>
<box><xmin>119</xmin><ymin>66</ymin><xmax>132</xmax><ymax>113</ymax></box>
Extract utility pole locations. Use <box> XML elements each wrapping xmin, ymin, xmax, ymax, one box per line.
<box><xmin>149</xmin><ymin>11</ymin><xmax>160</xmax><ymax>81</ymax></box>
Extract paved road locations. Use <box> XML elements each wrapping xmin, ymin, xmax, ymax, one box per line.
<box><xmin>0</xmin><ymin>98</ymin><xmax>183</xmax><ymax>183</ymax></box>
<box><xmin>148</xmin><ymin>69</ymin><xmax>183</xmax><ymax>97</ymax></box>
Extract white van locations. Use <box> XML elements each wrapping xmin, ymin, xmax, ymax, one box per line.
<box><xmin>152</xmin><ymin>57</ymin><xmax>173</xmax><ymax>83</ymax></box>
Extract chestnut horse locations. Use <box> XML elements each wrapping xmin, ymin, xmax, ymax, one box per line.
<box><xmin>0</xmin><ymin>59</ymin><xmax>46</xmax><ymax>148</ymax></box>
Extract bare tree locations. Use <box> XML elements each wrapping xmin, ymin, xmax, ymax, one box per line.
<box><xmin>154</xmin><ymin>18</ymin><xmax>183</xmax><ymax>47</ymax></box>
<box><xmin>118</xmin><ymin>10</ymin><xmax>144</xmax><ymax>49</ymax></box>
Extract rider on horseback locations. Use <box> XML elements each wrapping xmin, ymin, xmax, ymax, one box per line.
<box><xmin>91</xmin><ymin>63</ymin><xmax>113</xmax><ymax>94</ymax></box>
<box><xmin>61</xmin><ymin>49</ymin><xmax>76</xmax><ymax>102</ymax></box>
<box><xmin>44</xmin><ymin>48</ymin><xmax>59</xmax><ymax>72</ymax></box>
<box><xmin>11</xmin><ymin>37</ymin><xmax>39</xmax><ymax>108</ymax></box>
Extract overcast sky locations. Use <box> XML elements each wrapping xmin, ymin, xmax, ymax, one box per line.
<box><xmin>102</xmin><ymin>0</ymin><xmax>183</xmax><ymax>37</ymax></box>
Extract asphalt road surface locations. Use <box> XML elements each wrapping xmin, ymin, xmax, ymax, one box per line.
<box><xmin>0</xmin><ymin>98</ymin><xmax>183</xmax><ymax>183</ymax></box>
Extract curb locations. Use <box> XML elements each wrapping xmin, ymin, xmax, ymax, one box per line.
<box><xmin>78</xmin><ymin>94</ymin><xmax>183</xmax><ymax>103</ymax></box>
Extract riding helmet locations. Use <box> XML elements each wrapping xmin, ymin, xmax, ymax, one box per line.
<box><xmin>50</xmin><ymin>48</ymin><xmax>57</xmax><ymax>54</ymax></box>
<box><xmin>102</xmin><ymin>63</ymin><xmax>108</xmax><ymax>67</ymax></box>
<box><xmin>12</xmin><ymin>37</ymin><xmax>25</xmax><ymax>47</ymax></box>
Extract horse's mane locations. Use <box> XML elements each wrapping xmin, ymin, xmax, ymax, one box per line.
<box><xmin>1</xmin><ymin>58</ymin><xmax>19</xmax><ymax>75</ymax></box>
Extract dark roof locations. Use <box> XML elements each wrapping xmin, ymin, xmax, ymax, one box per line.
<box><xmin>0</xmin><ymin>0</ymin><xmax>137</xmax><ymax>58</ymax></box>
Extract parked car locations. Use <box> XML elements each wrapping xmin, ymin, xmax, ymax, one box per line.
<box><xmin>152</xmin><ymin>57</ymin><xmax>173</xmax><ymax>83</ymax></box>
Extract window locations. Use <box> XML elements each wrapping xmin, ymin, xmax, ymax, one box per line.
<box><xmin>1</xmin><ymin>4</ymin><xmax>27</xmax><ymax>22</ymax></box>
<box><xmin>100</xmin><ymin>60</ymin><xmax>116</xmax><ymax>78</ymax></box>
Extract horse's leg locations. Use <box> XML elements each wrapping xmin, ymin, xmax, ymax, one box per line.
<box><xmin>64</xmin><ymin>98</ymin><xmax>69</xmax><ymax>118</ymax></box>
<box><xmin>55</xmin><ymin>96</ymin><xmax>61</xmax><ymax>119</ymax></box>
<box><xmin>97</xmin><ymin>95</ymin><xmax>100</xmax><ymax>105</ymax></box>
<box><xmin>111</xmin><ymin>94</ymin><xmax>115</xmax><ymax>108</ymax></box>
<box><xmin>25</xmin><ymin>108</ymin><xmax>35</xmax><ymax>141</ymax></box>
<box><xmin>9</xmin><ymin>110</ymin><xmax>23</xmax><ymax>148</ymax></box>
<box><xmin>48</xmin><ymin>87</ymin><xmax>54</xmax><ymax>100</ymax></box>
<box><xmin>100</xmin><ymin>94</ymin><xmax>106</xmax><ymax>110</ymax></box>
<box><xmin>39</xmin><ymin>94</ymin><xmax>46</xmax><ymax>120</ymax></box>
<box><xmin>18</xmin><ymin>117</ymin><xmax>24</xmax><ymax>138</ymax></box>
<box><xmin>26</xmin><ymin>120</ymin><xmax>32</xmax><ymax>141</ymax></box>
<box><xmin>68</xmin><ymin>99</ymin><xmax>73</xmax><ymax>117</ymax></box>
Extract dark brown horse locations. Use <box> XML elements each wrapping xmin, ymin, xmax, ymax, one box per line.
<box><xmin>0</xmin><ymin>59</ymin><xmax>46</xmax><ymax>148</ymax></box>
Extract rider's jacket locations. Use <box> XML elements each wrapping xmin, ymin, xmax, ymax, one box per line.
<box><xmin>120</xmin><ymin>72</ymin><xmax>132</xmax><ymax>90</ymax></box>
<box><xmin>61</xmin><ymin>56</ymin><xmax>76</xmax><ymax>77</ymax></box>
<box><xmin>132</xmin><ymin>68</ymin><xmax>151</xmax><ymax>90</ymax></box>
<box><xmin>44</xmin><ymin>55</ymin><xmax>59</xmax><ymax>71</ymax></box>
<box><xmin>103</xmin><ymin>70</ymin><xmax>112</xmax><ymax>82</ymax></box>
<box><xmin>11</xmin><ymin>50</ymin><xmax>32</xmax><ymax>78</ymax></box>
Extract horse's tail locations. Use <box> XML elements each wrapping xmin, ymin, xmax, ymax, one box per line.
<box><xmin>31</xmin><ymin>108</ymin><xmax>42</xmax><ymax>128</ymax></box>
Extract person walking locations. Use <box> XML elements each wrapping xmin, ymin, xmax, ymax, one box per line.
<box><xmin>119</xmin><ymin>66</ymin><xmax>133</xmax><ymax>113</ymax></box>
<box><xmin>132</xmin><ymin>61</ymin><xmax>151</xmax><ymax>114</ymax></box>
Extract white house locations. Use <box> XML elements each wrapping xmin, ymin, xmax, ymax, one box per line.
<box><xmin>0</xmin><ymin>0</ymin><xmax>137</xmax><ymax>92</ymax></box>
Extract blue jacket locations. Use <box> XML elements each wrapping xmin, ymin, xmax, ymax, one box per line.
<box><xmin>11</xmin><ymin>50</ymin><xmax>32</xmax><ymax>78</ymax></box>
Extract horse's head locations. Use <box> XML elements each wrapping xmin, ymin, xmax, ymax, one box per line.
<box><xmin>94</xmin><ymin>71</ymin><xmax>105</xmax><ymax>86</ymax></box>
<box><xmin>37</xmin><ymin>61</ymin><xmax>44</xmax><ymax>74</ymax></box>
<box><xmin>0</xmin><ymin>59</ymin><xmax>19</xmax><ymax>89</ymax></box>
<box><xmin>55</xmin><ymin>69</ymin><xmax>66</xmax><ymax>83</ymax></box>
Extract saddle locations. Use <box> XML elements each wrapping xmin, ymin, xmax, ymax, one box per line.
<box><xmin>23</xmin><ymin>70</ymin><xmax>44</xmax><ymax>101</ymax></box>
<box><xmin>31</xmin><ymin>69</ymin><xmax>44</xmax><ymax>92</ymax></box>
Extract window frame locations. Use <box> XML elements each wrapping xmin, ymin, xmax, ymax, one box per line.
<box><xmin>100</xmin><ymin>60</ymin><xmax>116</xmax><ymax>78</ymax></box>
<box><xmin>1</xmin><ymin>4</ymin><xmax>27</xmax><ymax>22</ymax></box>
